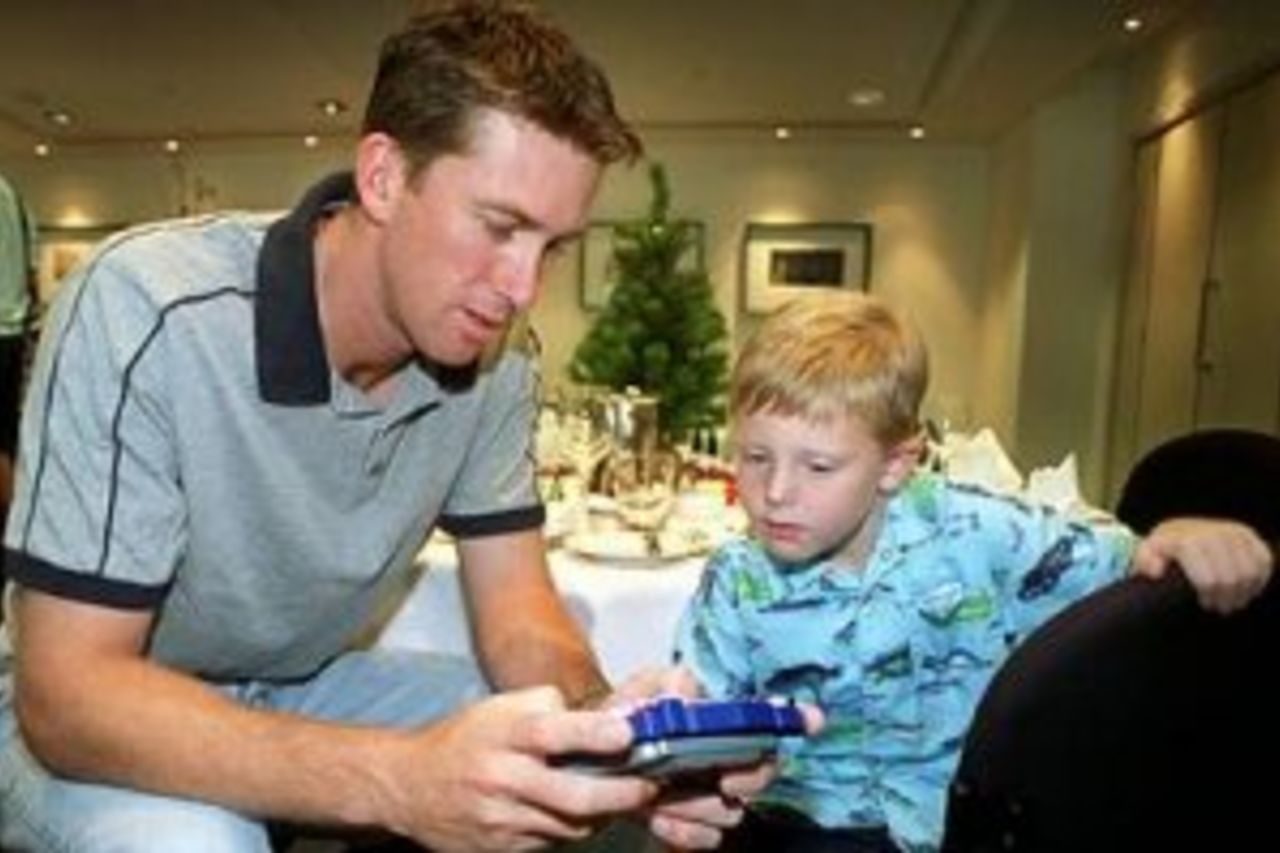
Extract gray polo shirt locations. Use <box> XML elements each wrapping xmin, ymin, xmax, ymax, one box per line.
<box><xmin>2</xmin><ymin>173</ymin><xmax>544</xmax><ymax>680</ymax></box>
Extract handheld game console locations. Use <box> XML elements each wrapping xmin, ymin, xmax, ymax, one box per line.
<box><xmin>560</xmin><ymin>697</ymin><xmax>806</xmax><ymax>779</ymax></box>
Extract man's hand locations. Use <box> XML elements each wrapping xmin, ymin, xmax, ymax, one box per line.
<box><xmin>384</xmin><ymin>686</ymin><xmax>658</xmax><ymax>851</ymax></box>
<box><xmin>603</xmin><ymin>666</ymin><xmax>825</xmax><ymax>850</ymax></box>
<box><xmin>1132</xmin><ymin>517</ymin><xmax>1273</xmax><ymax>614</ymax></box>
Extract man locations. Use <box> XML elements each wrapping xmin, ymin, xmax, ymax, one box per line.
<box><xmin>0</xmin><ymin>171</ymin><xmax>34</xmax><ymax>510</ymax></box>
<box><xmin>0</xmin><ymin>4</ymin><xmax>804</xmax><ymax>850</ymax></box>
<box><xmin>0</xmin><ymin>170</ymin><xmax>35</xmax><ymax>612</ymax></box>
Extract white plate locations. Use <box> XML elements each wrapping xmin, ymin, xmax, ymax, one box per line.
<box><xmin>564</xmin><ymin>529</ymin><xmax>712</xmax><ymax>566</ymax></box>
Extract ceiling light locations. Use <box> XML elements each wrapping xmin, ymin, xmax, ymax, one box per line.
<box><xmin>774</xmin><ymin>126</ymin><xmax>792</xmax><ymax>141</ymax></box>
<box><xmin>317</xmin><ymin>98</ymin><xmax>348</xmax><ymax>118</ymax></box>
<box><xmin>34</xmin><ymin>142</ymin><xmax>51</xmax><ymax>157</ymax></box>
<box><xmin>847</xmin><ymin>88</ymin><xmax>885</xmax><ymax>108</ymax></box>
<box><xmin>163</xmin><ymin>138</ymin><xmax>182</xmax><ymax>154</ymax></box>
<box><xmin>1123</xmin><ymin>16</ymin><xmax>1144</xmax><ymax>32</ymax></box>
<box><xmin>303</xmin><ymin>134</ymin><xmax>320</xmax><ymax>149</ymax></box>
<box><xmin>909</xmin><ymin>124</ymin><xmax>926</xmax><ymax>140</ymax></box>
<box><xmin>43</xmin><ymin>108</ymin><xmax>73</xmax><ymax>127</ymax></box>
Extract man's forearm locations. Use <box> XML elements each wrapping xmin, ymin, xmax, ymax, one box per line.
<box><xmin>481</xmin><ymin>616</ymin><xmax>611</xmax><ymax>708</ymax></box>
<box><xmin>18</xmin><ymin>654</ymin><xmax>407</xmax><ymax>828</ymax></box>
<box><xmin>460</xmin><ymin>529</ymin><xmax>612</xmax><ymax>706</ymax></box>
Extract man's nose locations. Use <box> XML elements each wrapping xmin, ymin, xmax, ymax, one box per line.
<box><xmin>493</xmin><ymin>245</ymin><xmax>542</xmax><ymax>309</ymax></box>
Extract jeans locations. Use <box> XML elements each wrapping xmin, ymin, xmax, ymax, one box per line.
<box><xmin>0</xmin><ymin>650</ymin><xmax>488</xmax><ymax>852</ymax></box>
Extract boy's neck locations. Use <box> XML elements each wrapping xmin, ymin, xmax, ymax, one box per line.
<box><xmin>828</xmin><ymin>498</ymin><xmax>888</xmax><ymax>573</ymax></box>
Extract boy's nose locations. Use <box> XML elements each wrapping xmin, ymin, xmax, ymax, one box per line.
<box><xmin>765</xmin><ymin>469</ymin><xmax>794</xmax><ymax>505</ymax></box>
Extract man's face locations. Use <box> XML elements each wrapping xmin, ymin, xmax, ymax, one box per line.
<box><xmin>377</xmin><ymin>110</ymin><xmax>601</xmax><ymax>366</ymax></box>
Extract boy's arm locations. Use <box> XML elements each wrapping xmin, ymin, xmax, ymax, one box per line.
<box><xmin>672</xmin><ymin>546</ymin><xmax>757</xmax><ymax>698</ymax></box>
<box><xmin>1130</xmin><ymin>518</ymin><xmax>1273</xmax><ymax>614</ymax></box>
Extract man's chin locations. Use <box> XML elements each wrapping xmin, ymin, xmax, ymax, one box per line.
<box><xmin>424</xmin><ymin>335</ymin><xmax>490</xmax><ymax>366</ymax></box>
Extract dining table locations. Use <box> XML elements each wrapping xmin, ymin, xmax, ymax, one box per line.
<box><xmin>374</xmin><ymin>491</ymin><xmax>742</xmax><ymax>682</ymax></box>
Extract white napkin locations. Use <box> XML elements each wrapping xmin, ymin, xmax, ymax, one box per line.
<box><xmin>1025</xmin><ymin>453</ymin><xmax>1083</xmax><ymax>511</ymax></box>
<box><xmin>941</xmin><ymin>428</ymin><xmax>1024</xmax><ymax>495</ymax></box>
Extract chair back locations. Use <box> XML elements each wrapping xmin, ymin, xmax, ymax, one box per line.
<box><xmin>942</xmin><ymin>571</ymin><xmax>1277</xmax><ymax>851</ymax></box>
<box><xmin>942</xmin><ymin>428</ymin><xmax>1279</xmax><ymax>851</ymax></box>
<box><xmin>1115</xmin><ymin>428</ymin><xmax>1280</xmax><ymax>538</ymax></box>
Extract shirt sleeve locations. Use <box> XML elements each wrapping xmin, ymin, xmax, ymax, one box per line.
<box><xmin>673</xmin><ymin>543</ymin><xmax>760</xmax><ymax>698</ymax></box>
<box><xmin>5</xmin><ymin>250</ymin><xmax>185</xmax><ymax>607</ymax></box>
<box><xmin>437</xmin><ymin>349</ymin><xmax>544</xmax><ymax>537</ymax></box>
<box><xmin>991</xmin><ymin>500</ymin><xmax>1137</xmax><ymax>638</ymax></box>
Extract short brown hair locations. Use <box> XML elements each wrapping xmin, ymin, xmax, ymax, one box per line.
<box><xmin>362</xmin><ymin>0</ymin><xmax>641</xmax><ymax>173</ymax></box>
<box><xmin>732</xmin><ymin>292</ymin><xmax>929</xmax><ymax>444</ymax></box>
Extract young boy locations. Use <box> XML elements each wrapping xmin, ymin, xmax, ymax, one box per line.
<box><xmin>674</xmin><ymin>292</ymin><xmax>1272</xmax><ymax>852</ymax></box>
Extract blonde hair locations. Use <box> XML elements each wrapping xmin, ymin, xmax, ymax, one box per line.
<box><xmin>732</xmin><ymin>292</ymin><xmax>929</xmax><ymax>444</ymax></box>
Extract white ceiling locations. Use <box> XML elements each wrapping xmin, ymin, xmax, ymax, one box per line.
<box><xmin>0</xmin><ymin>0</ymin><xmax>1196</xmax><ymax>156</ymax></box>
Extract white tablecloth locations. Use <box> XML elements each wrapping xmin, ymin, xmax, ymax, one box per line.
<box><xmin>376</xmin><ymin>541</ymin><xmax>706</xmax><ymax>682</ymax></box>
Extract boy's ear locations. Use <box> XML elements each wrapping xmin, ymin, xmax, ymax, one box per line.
<box><xmin>879</xmin><ymin>433</ymin><xmax>924</xmax><ymax>493</ymax></box>
<box><xmin>354</xmin><ymin>132</ymin><xmax>407</xmax><ymax>224</ymax></box>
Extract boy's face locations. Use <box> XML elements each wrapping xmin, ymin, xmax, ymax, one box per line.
<box><xmin>733</xmin><ymin>408</ymin><xmax>917</xmax><ymax>566</ymax></box>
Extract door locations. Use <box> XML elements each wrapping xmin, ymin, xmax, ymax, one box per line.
<box><xmin>1196</xmin><ymin>72</ymin><xmax>1280</xmax><ymax>431</ymax></box>
<box><xmin>1108</xmin><ymin>106</ymin><xmax>1224</xmax><ymax>496</ymax></box>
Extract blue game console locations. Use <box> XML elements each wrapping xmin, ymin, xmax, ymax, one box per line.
<box><xmin>562</xmin><ymin>697</ymin><xmax>806</xmax><ymax>778</ymax></box>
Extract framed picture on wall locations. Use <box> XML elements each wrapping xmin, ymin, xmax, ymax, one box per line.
<box><xmin>740</xmin><ymin>221</ymin><xmax>873</xmax><ymax>314</ymax></box>
<box><xmin>36</xmin><ymin>225</ymin><xmax>126</xmax><ymax>303</ymax></box>
<box><xmin>579</xmin><ymin>219</ymin><xmax>706</xmax><ymax>310</ymax></box>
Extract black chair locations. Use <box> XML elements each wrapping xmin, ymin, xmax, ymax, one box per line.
<box><xmin>1114</xmin><ymin>428</ymin><xmax>1280</xmax><ymax>539</ymax></box>
<box><xmin>942</xmin><ymin>428</ymin><xmax>1279</xmax><ymax>852</ymax></box>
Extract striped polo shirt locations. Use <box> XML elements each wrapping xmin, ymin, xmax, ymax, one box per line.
<box><xmin>2</xmin><ymin>173</ymin><xmax>544</xmax><ymax>680</ymax></box>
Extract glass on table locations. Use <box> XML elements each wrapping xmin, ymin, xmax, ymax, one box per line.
<box><xmin>605</xmin><ymin>448</ymin><xmax>682</xmax><ymax>554</ymax></box>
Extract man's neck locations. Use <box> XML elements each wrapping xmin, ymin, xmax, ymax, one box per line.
<box><xmin>313</xmin><ymin>207</ymin><xmax>411</xmax><ymax>397</ymax></box>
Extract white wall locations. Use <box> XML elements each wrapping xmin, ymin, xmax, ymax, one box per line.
<box><xmin>975</xmin><ymin>123</ymin><xmax>1032</xmax><ymax>448</ymax></box>
<box><xmin>1018</xmin><ymin>64</ymin><xmax>1129</xmax><ymax>500</ymax></box>
<box><xmin>536</xmin><ymin>134</ymin><xmax>992</xmax><ymax>430</ymax></box>
<box><xmin>2</xmin><ymin>138</ymin><xmax>350</xmax><ymax>227</ymax></box>
<box><xmin>5</xmin><ymin>133</ymin><xmax>994</xmax><ymax>440</ymax></box>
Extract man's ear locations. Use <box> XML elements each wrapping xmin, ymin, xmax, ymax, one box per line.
<box><xmin>354</xmin><ymin>132</ymin><xmax>407</xmax><ymax>224</ymax></box>
<box><xmin>879</xmin><ymin>433</ymin><xmax>924</xmax><ymax>493</ymax></box>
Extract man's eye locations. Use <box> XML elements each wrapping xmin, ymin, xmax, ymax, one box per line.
<box><xmin>483</xmin><ymin>218</ymin><xmax>516</xmax><ymax>241</ymax></box>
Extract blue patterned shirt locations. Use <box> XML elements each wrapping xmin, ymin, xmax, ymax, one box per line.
<box><xmin>674</xmin><ymin>472</ymin><xmax>1135</xmax><ymax>851</ymax></box>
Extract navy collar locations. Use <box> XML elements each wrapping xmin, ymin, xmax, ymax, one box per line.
<box><xmin>255</xmin><ymin>171</ymin><xmax>355</xmax><ymax>405</ymax></box>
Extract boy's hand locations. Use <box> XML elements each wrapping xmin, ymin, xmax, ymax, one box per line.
<box><xmin>1132</xmin><ymin>518</ymin><xmax>1273</xmax><ymax>614</ymax></box>
<box><xmin>602</xmin><ymin>665</ymin><xmax>825</xmax><ymax>849</ymax></box>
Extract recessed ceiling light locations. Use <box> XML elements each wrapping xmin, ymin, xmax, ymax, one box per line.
<box><xmin>847</xmin><ymin>88</ymin><xmax>885</xmax><ymax>108</ymax></box>
<box><xmin>34</xmin><ymin>142</ymin><xmax>51</xmax><ymax>157</ymax></box>
<box><xmin>43</xmin><ymin>108</ymin><xmax>73</xmax><ymax>127</ymax></box>
<box><xmin>1123</xmin><ymin>15</ymin><xmax>1143</xmax><ymax>32</ymax></box>
<box><xmin>303</xmin><ymin>134</ymin><xmax>320</xmax><ymax>149</ymax></box>
<box><xmin>317</xmin><ymin>98</ymin><xmax>348</xmax><ymax>118</ymax></box>
<box><xmin>774</xmin><ymin>126</ymin><xmax>792</xmax><ymax>141</ymax></box>
<box><xmin>163</xmin><ymin>138</ymin><xmax>182</xmax><ymax>154</ymax></box>
<box><xmin>909</xmin><ymin>124</ymin><xmax>926</xmax><ymax>140</ymax></box>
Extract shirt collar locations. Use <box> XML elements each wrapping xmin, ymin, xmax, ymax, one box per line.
<box><xmin>255</xmin><ymin>171</ymin><xmax>355</xmax><ymax>405</ymax></box>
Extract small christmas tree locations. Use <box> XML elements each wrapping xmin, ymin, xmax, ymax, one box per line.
<box><xmin>570</xmin><ymin>163</ymin><xmax>729</xmax><ymax>444</ymax></box>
